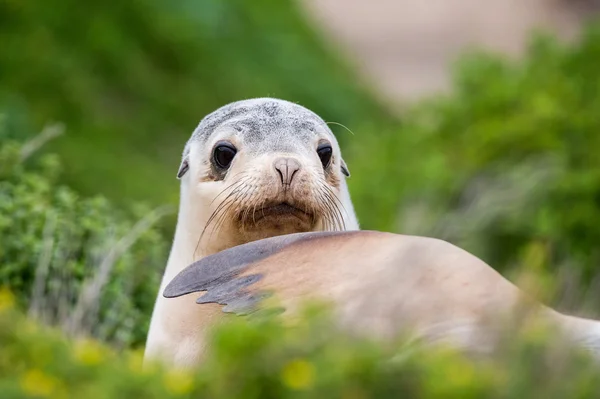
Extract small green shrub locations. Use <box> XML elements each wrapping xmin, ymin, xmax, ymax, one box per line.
<box><xmin>0</xmin><ymin>113</ymin><xmax>169</xmax><ymax>348</ymax></box>
<box><xmin>0</xmin><ymin>289</ymin><xmax>598</xmax><ymax>398</ymax></box>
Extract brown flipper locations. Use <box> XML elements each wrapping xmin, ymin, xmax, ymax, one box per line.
<box><xmin>162</xmin><ymin>230</ymin><xmax>366</xmax><ymax>315</ymax></box>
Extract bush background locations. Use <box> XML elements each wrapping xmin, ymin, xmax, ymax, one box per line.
<box><xmin>1</xmin><ymin>0</ymin><xmax>600</xmax><ymax>396</ymax></box>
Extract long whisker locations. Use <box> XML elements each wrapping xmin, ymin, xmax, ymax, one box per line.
<box><xmin>210</xmin><ymin>172</ymin><xmax>248</xmax><ymax>206</ymax></box>
<box><xmin>320</xmin><ymin>181</ymin><xmax>347</xmax><ymax>227</ymax></box>
<box><xmin>239</xmin><ymin>184</ymin><xmax>257</xmax><ymax>231</ymax></box>
<box><xmin>203</xmin><ymin>191</ymin><xmax>238</xmax><ymax>235</ymax></box>
<box><xmin>322</xmin><ymin>206</ymin><xmax>334</xmax><ymax>231</ymax></box>
<box><xmin>229</xmin><ymin>177</ymin><xmax>258</xmax><ymax>234</ymax></box>
<box><xmin>193</xmin><ymin>180</ymin><xmax>250</xmax><ymax>259</ymax></box>
<box><xmin>207</xmin><ymin>190</ymin><xmax>243</xmax><ymax>233</ymax></box>
<box><xmin>317</xmin><ymin>187</ymin><xmax>338</xmax><ymax>231</ymax></box>
<box><xmin>206</xmin><ymin>195</ymin><xmax>238</xmax><ymax>245</ymax></box>
<box><xmin>192</xmin><ymin>166</ymin><xmax>350</xmax><ymax>260</ymax></box>
<box><xmin>326</xmin><ymin>121</ymin><xmax>355</xmax><ymax>136</ymax></box>
<box><xmin>323</xmin><ymin>185</ymin><xmax>348</xmax><ymax>230</ymax></box>
<box><xmin>233</xmin><ymin>185</ymin><xmax>256</xmax><ymax>234</ymax></box>
<box><xmin>251</xmin><ymin>195</ymin><xmax>266</xmax><ymax>229</ymax></box>
<box><xmin>319</xmin><ymin>186</ymin><xmax>346</xmax><ymax>231</ymax></box>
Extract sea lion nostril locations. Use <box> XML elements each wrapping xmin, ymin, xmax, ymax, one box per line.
<box><xmin>273</xmin><ymin>157</ymin><xmax>301</xmax><ymax>186</ymax></box>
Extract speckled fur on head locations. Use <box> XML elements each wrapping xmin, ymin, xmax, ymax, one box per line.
<box><xmin>173</xmin><ymin>97</ymin><xmax>359</xmax><ymax>251</ymax></box>
<box><xmin>177</xmin><ymin>98</ymin><xmax>350</xmax><ymax>180</ymax></box>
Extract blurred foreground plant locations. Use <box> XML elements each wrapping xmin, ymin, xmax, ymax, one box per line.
<box><xmin>0</xmin><ymin>112</ymin><xmax>170</xmax><ymax>348</ymax></box>
<box><xmin>0</xmin><ymin>288</ymin><xmax>599</xmax><ymax>398</ymax></box>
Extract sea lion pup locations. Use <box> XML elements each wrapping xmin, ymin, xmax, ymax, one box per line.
<box><xmin>144</xmin><ymin>98</ymin><xmax>359</xmax><ymax>367</ymax></box>
<box><xmin>164</xmin><ymin>230</ymin><xmax>600</xmax><ymax>365</ymax></box>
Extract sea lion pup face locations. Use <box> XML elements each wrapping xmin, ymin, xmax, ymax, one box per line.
<box><xmin>177</xmin><ymin>98</ymin><xmax>353</xmax><ymax>247</ymax></box>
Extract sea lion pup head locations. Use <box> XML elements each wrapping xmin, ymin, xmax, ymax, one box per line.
<box><xmin>176</xmin><ymin>98</ymin><xmax>358</xmax><ymax>254</ymax></box>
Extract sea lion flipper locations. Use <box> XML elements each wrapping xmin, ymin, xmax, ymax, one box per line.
<box><xmin>162</xmin><ymin>231</ymin><xmax>363</xmax><ymax>304</ymax></box>
<box><xmin>195</xmin><ymin>274</ymin><xmax>267</xmax><ymax>315</ymax></box>
<box><xmin>163</xmin><ymin>231</ymin><xmax>372</xmax><ymax>316</ymax></box>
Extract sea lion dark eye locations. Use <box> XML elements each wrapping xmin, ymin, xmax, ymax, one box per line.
<box><xmin>213</xmin><ymin>142</ymin><xmax>237</xmax><ymax>169</ymax></box>
<box><xmin>317</xmin><ymin>143</ymin><xmax>333</xmax><ymax>169</ymax></box>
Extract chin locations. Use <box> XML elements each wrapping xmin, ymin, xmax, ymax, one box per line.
<box><xmin>238</xmin><ymin>209</ymin><xmax>317</xmax><ymax>243</ymax></box>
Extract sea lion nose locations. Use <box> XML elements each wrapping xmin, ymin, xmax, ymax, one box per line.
<box><xmin>273</xmin><ymin>157</ymin><xmax>301</xmax><ymax>187</ymax></box>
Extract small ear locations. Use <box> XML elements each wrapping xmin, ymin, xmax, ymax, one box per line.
<box><xmin>341</xmin><ymin>159</ymin><xmax>350</xmax><ymax>177</ymax></box>
<box><xmin>176</xmin><ymin>157</ymin><xmax>189</xmax><ymax>179</ymax></box>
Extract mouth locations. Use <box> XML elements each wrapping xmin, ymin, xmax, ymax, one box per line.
<box><xmin>252</xmin><ymin>202</ymin><xmax>313</xmax><ymax>224</ymax></box>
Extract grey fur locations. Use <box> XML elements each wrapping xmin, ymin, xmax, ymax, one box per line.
<box><xmin>176</xmin><ymin>98</ymin><xmax>349</xmax><ymax>179</ymax></box>
<box><xmin>163</xmin><ymin>230</ymin><xmax>364</xmax><ymax>315</ymax></box>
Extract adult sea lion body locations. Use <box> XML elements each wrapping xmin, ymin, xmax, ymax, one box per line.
<box><xmin>164</xmin><ymin>230</ymin><xmax>600</xmax><ymax>363</ymax></box>
<box><xmin>144</xmin><ymin>98</ymin><xmax>359</xmax><ymax>367</ymax></box>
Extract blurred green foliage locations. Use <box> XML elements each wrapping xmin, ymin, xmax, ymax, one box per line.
<box><xmin>347</xmin><ymin>25</ymin><xmax>600</xmax><ymax>297</ymax></box>
<box><xmin>0</xmin><ymin>289</ymin><xmax>598</xmax><ymax>398</ymax></box>
<box><xmin>0</xmin><ymin>0</ymin><xmax>396</xmax><ymax>207</ymax></box>
<box><xmin>1</xmin><ymin>0</ymin><xmax>600</xmax><ymax>394</ymax></box>
<box><xmin>0</xmin><ymin>115</ymin><xmax>168</xmax><ymax>348</ymax></box>
<box><xmin>3</xmin><ymin>0</ymin><xmax>597</xmax><ymax>290</ymax></box>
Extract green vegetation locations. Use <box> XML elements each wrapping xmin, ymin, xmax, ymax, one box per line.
<box><xmin>348</xmin><ymin>26</ymin><xmax>600</xmax><ymax>301</ymax></box>
<box><xmin>1</xmin><ymin>290</ymin><xmax>598</xmax><ymax>398</ymax></box>
<box><xmin>0</xmin><ymin>0</ymin><xmax>396</xmax><ymax>207</ymax></box>
<box><xmin>1</xmin><ymin>0</ymin><xmax>600</xmax><ymax>395</ymax></box>
<box><xmin>0</xmin><ymin>117</ymin><xmax>168</xmax><ymax>349</ymax></box>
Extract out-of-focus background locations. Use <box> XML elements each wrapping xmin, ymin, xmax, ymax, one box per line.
<box><xmin>305</xmin><ymin>0</ymin><xmax>600</xmax><ymax>103</ymax></box>
<box><xmin>2</xmin><ymin>0</ymin><xmax>600</xmax><ymax>396</ymax></box>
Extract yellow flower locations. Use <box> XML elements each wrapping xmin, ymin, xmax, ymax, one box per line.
<box><xmin>0</xmin><ymin>288</ymin><xmax>15</xmax><ymax>312</ymax></box>
<box><xmin>163</xmin><ymin>370</ymin><xmax>194</xmax><ymax>395</ymax></box>
<box><xmin>281</xmin><ymin>358</ymin><xmax>315</xmax><ymax>390</ymax></box>
<box><xmin>422</xmin><ymin>347</ymin><xmax>489</xmax><ymax>395</ymax></box>
<box><xmin>73</xmin><ymin>339</ymin><xmax>104</xmax><ymax>366</ymax></box>
<box><xmin>20</xmin><ymin>369</ymin><xmax>58</xmax><ymax>398</ymax></box>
